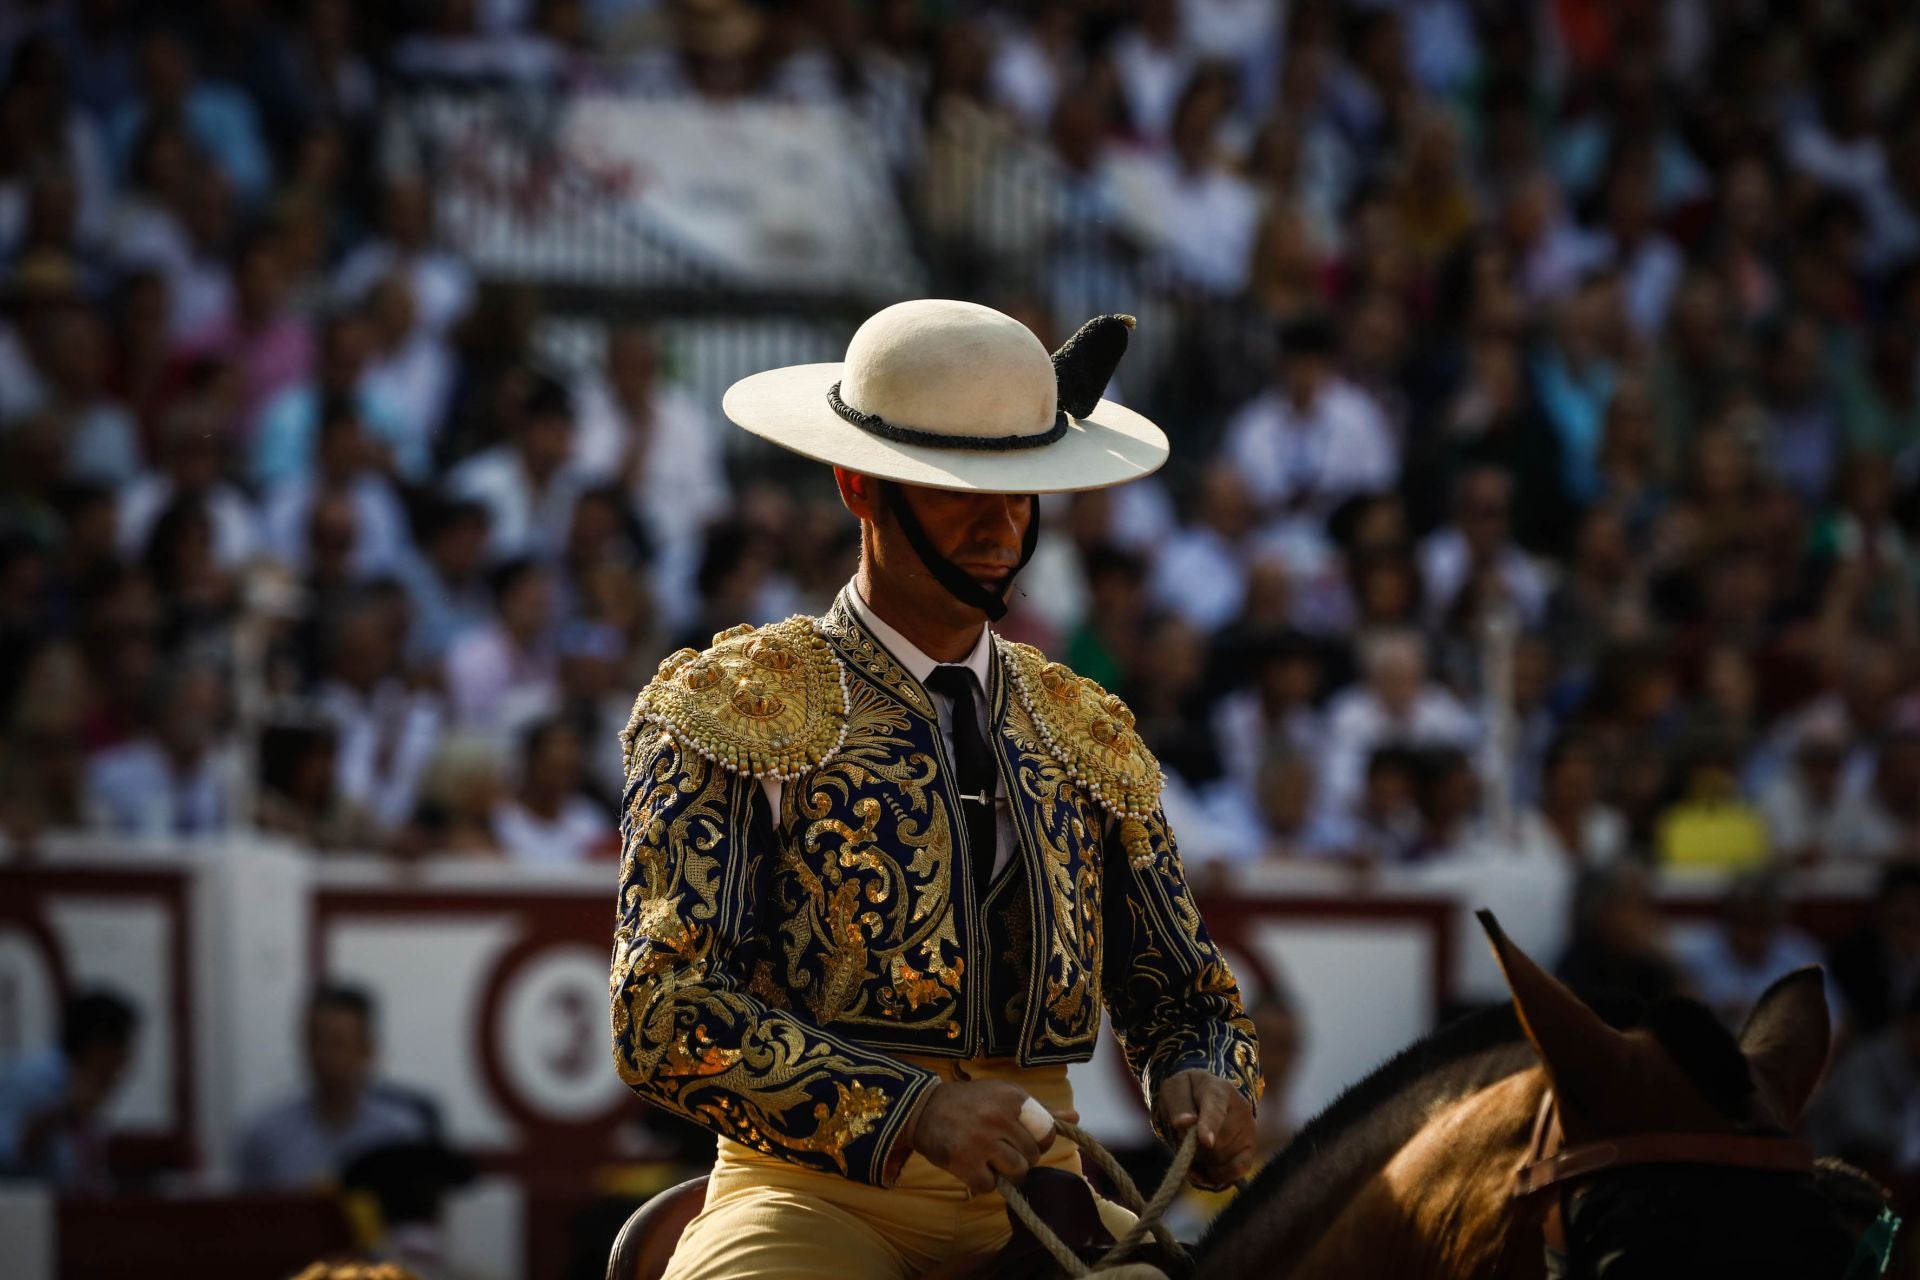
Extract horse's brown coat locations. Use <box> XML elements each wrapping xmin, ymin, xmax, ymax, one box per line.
<box><xmin>1196</xmin><ymin>913</ymin><xmax>1842</xmax><ymax>1280</ymax></box>
<box><xmin>1288</xmin><ymin>1068</ymin><xmax>1551</xmax><ymax>1280</ymax></box>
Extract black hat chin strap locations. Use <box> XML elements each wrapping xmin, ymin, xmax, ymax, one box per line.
<box><xmin>880</xmin><ymin>485</ymin><xmax>1040</xmax><ymax>623</ymax></box>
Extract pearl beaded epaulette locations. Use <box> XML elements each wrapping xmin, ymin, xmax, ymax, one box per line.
<box><xmin>629</xmin><ymin>617</ymin><xmax>852</xmax><ymax>782</ymax></box>
<box><xmin>638</xmin><ymin>687</ymin><xmax>851</xmax><ymax>781</ymax></box>
<box><xmin>998</xmin><ymin>637</ymin><xmax>1165</xmax><ymax>829</ymax></box>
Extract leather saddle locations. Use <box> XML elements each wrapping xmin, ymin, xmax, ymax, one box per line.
<box><xmin>605</xmin><ymin>1166</ymin><xmax>1130</xmax><ymax>1280</ymax></box>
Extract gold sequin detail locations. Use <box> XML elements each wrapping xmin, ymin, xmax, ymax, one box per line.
<box><xmin>998</xmin><ymin>638</ymin><xmax>1163</xmax><ymax>828</ymax></box>
<box><xmin>622</xmin><ymin>616</ymin><xmax>849</xmax><ymax>780</ymax></box>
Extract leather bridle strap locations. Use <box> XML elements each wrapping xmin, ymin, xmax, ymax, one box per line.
<box><xmin>1517</xmin><ymin>1131</ymin><xmax>1817</xmax><ymax>1197</ymax></box>
<box><xmin>1513</xmin><ymin>1090</ymin><xmax>1816</xmax><ymax>1265</ymax></box>
<box><xmin>1514</xmin><ymin>1091</ymin><xmax>1815</xmax><ymax>1199</ymax></box>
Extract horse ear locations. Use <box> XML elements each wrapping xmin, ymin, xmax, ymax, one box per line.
<box><xmin>1477</xmin><ymin>910</ymin><xmax>1637</xmax><ymax>1137</ymax></box>
<box><xmin>1738</xmin><ymin>967</ymin><xmax>1831</xmax><ymax>1129</ymax></box>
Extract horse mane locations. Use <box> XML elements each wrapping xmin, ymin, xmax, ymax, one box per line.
<box><xmin>1197</xmin><ymin>1001</ymin><xmax>1536</xmax><ymax>1276</ymax></box>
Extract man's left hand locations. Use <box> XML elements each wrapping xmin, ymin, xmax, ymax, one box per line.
<box><xmin>1156</xmin><ymin>1069</ymin><xmax>1255</xmax><ymax>1190</ymax></box>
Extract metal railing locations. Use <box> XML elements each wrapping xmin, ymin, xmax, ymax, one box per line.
<box><xmin>389</xmin><ymin>83</ymin><xmax>1273</xmax><ymax>489</ymax></box>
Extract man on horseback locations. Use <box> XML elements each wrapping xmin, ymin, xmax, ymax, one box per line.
<box><xmin>610</xmin><ymin>299</ymin><xmax>1261</xmax><ymax>1278</ymax></box>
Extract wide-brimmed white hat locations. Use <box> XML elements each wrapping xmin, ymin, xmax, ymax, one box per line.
<box><xmin>721</xmin><ymin>299</ymin><xmax>1169</xmax><ymax>494</ymax></box>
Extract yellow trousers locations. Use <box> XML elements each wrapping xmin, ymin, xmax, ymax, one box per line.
<box><xmin>661</xmin><ymin>1056</ymin><xmax>1134</xmax><ymax>1280</ymax></box>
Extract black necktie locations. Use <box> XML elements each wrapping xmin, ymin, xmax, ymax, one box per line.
<box><xmin>925</xmin><ymin>664</ymin><xmax>997</xmax><ymax>890</ymax></box>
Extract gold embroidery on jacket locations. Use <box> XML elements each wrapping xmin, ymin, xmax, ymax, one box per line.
<box><xmin>611</xmin><ymin>740</ymin><xmax>920</xmax><ymax>1177</ymax></box>
<box><xmin>623</xmin><ymin>616</ymin><xmax>849</xmax><ymax>781</ymax></box>
<box><xmin>773</xmin><ymin>675</ymin><xmax>965</xmax><ymax>1036</ymax></box>
<box><xmin>818</xmin><ymin>595</ymin><xmax>935</xmax><ymax>718</ymax></box>
<box><xmin>1000</xmin><ymin>682</ymin><xmax>1102</xmax><ymax>1051</ymax></box>
<box><xmin>1102</xmin><ymin>806</ymin><xmax>1263</xmax><ymax>1116</ymax></box>
<box><xmin>999</xmin><ymin>638</ymin><xmax>1163</xmax><ymax>831</ymax></box>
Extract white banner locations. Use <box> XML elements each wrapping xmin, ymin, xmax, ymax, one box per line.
<box><xmin>416</xmin><ymin>92</ymin><xmax>923</xmax><ymax>296</ymax></box>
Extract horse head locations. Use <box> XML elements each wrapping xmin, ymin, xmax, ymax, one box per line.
<box><xmin>1480</xmin><ymin>909</ymin><xmax>1893</xmax><ymax>1280</ymax></box>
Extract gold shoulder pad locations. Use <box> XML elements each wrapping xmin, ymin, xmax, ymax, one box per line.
<box><xmin>624</xmin><ymin>617</ymin><xmax>849</xmax><ymax>781</ymax></box>
<box><xmin>999</xmin><ymin>639</ymin><xmax>1162</xmax><ymax>821</ymax></box>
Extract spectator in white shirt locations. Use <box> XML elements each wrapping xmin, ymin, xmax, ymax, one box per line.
<box><xmin>1263</xmin><ymin>749</ymin><xmax>1354</xmax><ymax>859</ymax></box>
<box><xmin>1040</xmin><ymin>88</ymin><xmax>1144</xmax><ymax>328</ymax></box>
<box><xmin>264</xmin><ymin>395</ymin><xmax>411</xmax><ymax>581</ymax></box>
<box><xmin>444</xmin><ymin>558</ymin><xmax>557</xmax><ymax>734</ymax></box>
<box><xmin>568</xmin><ymin>325</ymin><xmax>730</xmax><ymax>624</ymax></box>
<box><xmin>1346</xmin><ymin>745</ymin><xmax>1426</xmax><ymax>865</ymax></box>
<box><xmin>398</xmin><ymin>498</ymin><xmax>495</xmax><ymax>666</ymax></box>
<box><xmin>1510</xmin><ymin>734</ymin><xmax>1629</xmax><ymax>867</ymax></box>
<box><xmin>83</xmin><ymin>662</ymin><xmax>236</xmax><ymax>838</ymax></box>
<box><xmin>446</xmin><ymin>376</ymin><xmax>584</xmax><ymax>565</ymax></box>
<box><xmin>108</xmin><ymin>123</ymin><xmax>235</xmax><ymax>344</ymax></box>
<box><xmin>551</xmin><ymin>620</ymin><xmax>634</xmax><ymax>806</ymax></box>
<box><xmin>118</xmin><ymin>400</ymin><xmax>260</xmax><ymax>571</ymax></box>
<box><xmin>234</xmin><ymin>986</ymin><xmax>432</xmax><ymax>1190</ymax></box>
<box><xmin>1209</xmin><ymin>748</ymin><xmax>1354</xmax><ymax>863</ymax></box>
<box><xmin>315</xmin><ymin>595</ymin><xmax>445</xmax><ymax>836</ymax></box>
<box><xmin>1320</xmin><ymin>628</ymin><xmax>1477</xmax><ymax>817</ymax></box>
<box><xmin>1592</xmin><ymin>145</ymin><xmax>1684</xmax><ymax>339</ymax></box>
<box><xmin>1</xmin><ymin>38</ymin><xmax>115</xmax><ymax>252</ymax></box>
<box><xmin>1784</xmin><ymin>33</ymin><xmax>1911</xmax><ymax>267</ymax></box>
<box><xmin>1148</xmin><ymin>462</ymin><xmax>1260</xmax><ymax>631</ymax></box>
<box><xmin>986</xmin><ymin>4</ymin><xmax>1079</xmax><ymax>129</ymax></box>
<box><xmin>1499</xmin><ymin>171</ymin><xmax>1609</xmax><ymax>307</ymax></box>
<box><xmin>1224</xmin><ymin>315</ymin><xmax>1398</xmax><ymax>527</ymax></box>
<box><xmin>1109</xmin><ymin>0</ymin><xmax>1194</xmax><ymax>146</ymax></box>
<box><xmin>492</xmin><ymin>718</ymin><xmax>615</xmax><ymax>865</ymax></box>
<box><xmin>290</xmin><ymin>0</ymin><xmax>379</xmax><ymax>125</ymax></box>
<box><xmin>0</xmin><ymin>251</ymin><xmax>74</xmax><ymax>425</ymax></box>
<box><xmin>1419</xmin><ymin>465</ymin><xmax>1550</xmax><ymax>627</ymax></box>
<box><xmin>1811</xmin><ymin>991</ymin><xmax>1920</xmax><ymax>1175</ymax></box>
<box><xmin>332</xmin><ymin>177</ymin><xmax>475</xmax><ymax>338</ymax></box>
<box><xmin>1828</xmin><ymin>733</ymin><xmax>1920</xmax><ymax>862</ymax></box>
<box><xmin>1211</xmin><ymin>631</ymin><xmax>1326</xmax><ymax>799</ymax></box>
<box><xmin>36</xmin><ymin>307</ymin><xmax>141</xmax><ymax>487</ymax></box>
<box><xmin>1146</xmin><ymin>67</ymin><xmax>1261</xmax><ymax>294</ymax></box>
<box><xmin>1758</xmin><ymin>711</ymin><xmax>1852</xmax><ymax>865</ymax></box>
<box><xmin>359</xmin><ymin>271</ymin><xmax>453</xmax><ymax>459</ymax></box>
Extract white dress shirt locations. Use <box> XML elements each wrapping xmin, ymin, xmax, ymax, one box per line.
<box><xmin>117</xmin><ymin>477</ymin><xmax>261</xmax><ymax>568</ymax></box>
<box><xmin>1319</xmin><ymin>684</ymin><xmax>1479</xmax><ymax>818</ymax></box>
<box><xmin>264</xmin><ymin>474</ymin><xmax>413</xmax><ymax>580</ymax></box>
<box><xmin>1223</xmin><ymin>381</ymin><xmax>1399</xmax><ymax>520</ymax></box>
<box><xmin>762</xmin><ymin>588</ymin><xmax>1015</xmax><ymax>877</ymax></box>
<box><xmin>315</xmin><ymin>678</ymin><xmax>445</xmax><ymax>834</ymax></box>
<box><xmin>568</xmin><ymin>377</ymin><xmax>732</xmax><ymax>632</ymax></box>
<box><xmin>444</xmin><ymin>445</ymin><xmax>584</xmax><ymax>563</ymax></box>
<box><xmin>1417</xmin><ymin>528</ymin><xmax>1551</xmax><ymax>627</ymax></box>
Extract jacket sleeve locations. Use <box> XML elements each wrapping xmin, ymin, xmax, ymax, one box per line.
<box><xmin>1102</xmin><ymin>807</ymin><xmax>1262</xmax><ymax>1138</ymax></box>
<box><xmin>610</xmin><ymin>732</ymin><xmax>939</xmax><ymax>1184</ymax></box>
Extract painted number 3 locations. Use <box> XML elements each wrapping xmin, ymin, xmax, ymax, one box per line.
<box><xmin>495</xmin><ymin>946</ymin><xmax>629</xmax><ymax>1121</ymax></box>
<box><xmin>545</xmin><ymin>986</ymin><xmax>596</xmax><ymax>1080</ymax></box>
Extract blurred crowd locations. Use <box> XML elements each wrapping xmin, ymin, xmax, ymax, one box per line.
<box><xmin>2</xmin><ymin>0</ymin><xmax>1920</xmax><ymax>1188</ymax></box>
<box><xmin>2</xmin><ymin>0</ymin><xmax>1920</xmax><ymax>882</ymax></box>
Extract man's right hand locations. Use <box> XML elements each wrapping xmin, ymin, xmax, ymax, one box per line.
<box><xmin>907</xmin><ymin>1079</ymin><xmax>1054</xmax><ymax>1195</ymax></box>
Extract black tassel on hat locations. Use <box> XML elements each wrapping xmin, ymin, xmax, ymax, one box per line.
<box><xmin>1051</xmin><ymin>314</ymin><xmax>1136</xmax><ymax>419</ymax></box>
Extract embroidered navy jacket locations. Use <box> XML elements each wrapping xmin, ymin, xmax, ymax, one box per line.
<box><xmin>610</xmin><ymin>591</ymin><xmax>1260</xmax><ymax>1184</ymax></box>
